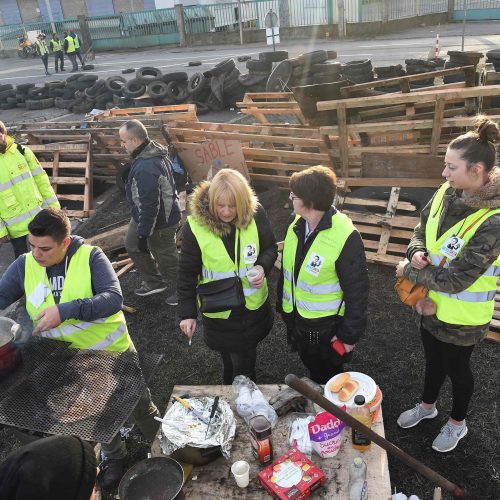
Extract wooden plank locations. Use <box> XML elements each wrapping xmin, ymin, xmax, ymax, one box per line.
<box><xmin>116</xmin><ymin>262</ymin><xmax>134</xmax><ymax>278</ymax></box>
<box><xmin>430</xmin><ymin>98</ymin><xmax>446</xmax><ymax>155</ymax></box>
<box><xmin>317</xmin><ymin>85</ymin><xmax>500</xmax><ymax>111</ymax></box>
<box><xmin>343</xmin><ymin>177</ymin><xmax>443</xmax><ymax>188</ymax></box>
<box><xmin>85</xmin><ymin>224</ymin><xmax>128</xmax><ymax>253</ymax></box>
<box><xmin>337</xmin><ymin>103</ymin><xmax>349</xmax><ymax>177</ymax></box>
<box><xmin>361</xmin><ymin>152</ymin><xmax>443</xmax><ymax>179</ymax></box>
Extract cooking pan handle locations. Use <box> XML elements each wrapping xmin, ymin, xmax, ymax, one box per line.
<box><xmin>11</xmin><ymin>323</ymin><xmax>21</xmax><ymax>340</ymax></box>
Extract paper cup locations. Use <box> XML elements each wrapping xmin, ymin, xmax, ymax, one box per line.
<box><xmin>245</xmin><ymin>268</ymin><xmax>260</xmax><ymax>284</ymax></box>
<box><xmin>231</xmin><ymin>460</ymin><xmax>250</xmax><ymax>488</ymax></box>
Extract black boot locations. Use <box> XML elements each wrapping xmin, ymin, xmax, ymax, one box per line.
<box><xmin>100</xmin><ymin>457</ymin><xmax>126</xmax><ymax>490</ymax></box>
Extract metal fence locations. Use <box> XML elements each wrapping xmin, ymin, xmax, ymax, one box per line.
<box><xmin>345</xmin><ymin>0</ymin><xmax>449</xmax><ymax>23</ymax></box>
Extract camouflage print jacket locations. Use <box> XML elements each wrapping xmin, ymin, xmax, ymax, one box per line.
<box><xmin>404</xmin><ymin>167</ymin><xmax>500</xmax><ymax>346</ymax></box>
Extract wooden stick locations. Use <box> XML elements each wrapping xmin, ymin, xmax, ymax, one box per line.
<box><xmin>122</xmin><ymin>305</ymin><xmax>137</xmax><ymax>314</ymax></box>
<box><xmin>116</xmin><ymin>262</ymin><xmax>134</xmax><ymax>278</ymax></box>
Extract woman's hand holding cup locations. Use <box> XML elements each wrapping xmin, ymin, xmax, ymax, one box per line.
<box><xmin>246</xmin><ymin>265</ymin><xmax>264</xmax><ymax>289</ymax></box>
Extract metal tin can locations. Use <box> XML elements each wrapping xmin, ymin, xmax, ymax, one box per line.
<box><xmin>249</xmin><ymin>415</ymin><xmax>273</xmax><ymax>465</ymax></box>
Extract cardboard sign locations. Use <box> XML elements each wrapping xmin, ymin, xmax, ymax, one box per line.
<box><xmin>178</xmin><ymin>139</ymin><xmax>249</xmax><ymax>182</ymax></box>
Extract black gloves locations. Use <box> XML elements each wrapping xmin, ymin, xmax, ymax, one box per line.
<box><xmin>137</xmin><ymin>236</ymin><xmax>149</xmax><ymax>253</ymax></box>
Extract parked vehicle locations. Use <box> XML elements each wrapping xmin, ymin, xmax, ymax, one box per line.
<box><xmin>18</xmin><ymin>36</ymin><xmax>37</xmax><ymax>58</ymax></box>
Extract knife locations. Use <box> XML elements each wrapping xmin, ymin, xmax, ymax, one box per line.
<box><xmin>174</xmin><ymin>396</ymin><xmax>210</xmax><ymax>425</ymax></box>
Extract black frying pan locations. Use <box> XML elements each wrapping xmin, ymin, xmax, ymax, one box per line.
<box><xmin>118</xmin><ymin>456</ymin><xmax>184</xmax><ymax>500</ymax></box>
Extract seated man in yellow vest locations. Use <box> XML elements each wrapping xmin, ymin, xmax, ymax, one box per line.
<box><xmin>0</xmin><ymin>120</ymin><xmax>60</xmax><ymax>258</ymax></box>
<box><xmin>0</xmin><ymin>208</ymin><xmax>160</xmax><ymax>490</ymax></box>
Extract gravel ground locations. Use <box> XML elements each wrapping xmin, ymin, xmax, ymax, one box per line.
<box><xmin>1</xmin><ymin>185</ymin><xmax>498</xmax><ymax>499</ymax></box>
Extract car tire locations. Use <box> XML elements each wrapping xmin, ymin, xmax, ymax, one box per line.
<box><xmin>187</xmin><ymin>72</ymin><xmax>208</xmax><ymax>96</ymax></box>
<box><xmin>166</xmin><ymin>80</ymin><xmax>188</xmax><ymax>102</ymax></box>
<box><xmin>105</xmin><ymin>76</ymin><xmax>126</xmax><ymax>94</ymax></box>
<box><xmin>78</xmin><ymin>73</ymin><xmax>99</xmax><ymax>83</ymax></box>
<box><xmin>136</xmin><ymin>66</ymin><xmax>162</xmax><ymax>84</ymax></box>
<box><xmin>122</xmin><ymin>68</ymin><xmax>135</xmax><ymax>74</ymax></box>
<box><xmin>298</xmin><ymin>50</ymin><xmax>328</xmax><ymax>65</ymax></box>
<box><xmin>259</xmin><ymin>50</ymin><xmax>288</xmax><ymax>62</ymax></box>
<box><xmin>311</xmin><ymin>62</ymin><xmax>341</xmax><ymax>75</ymax></box>
<box><xmin>211</xmin><ymin>58</ymin><xmax>236</xmax><ymax>76</ymax></box>
<box><xmin>123</xmin><ymin>78</ymin><xmax>146</xmax><ymax>98</ymax></box>
<box><xmin>147</xmin><ymin>80</ymin><xmax>169</xmax><ymax>99</ymax></box>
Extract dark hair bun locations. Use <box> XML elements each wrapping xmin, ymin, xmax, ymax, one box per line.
<box><xmin>476</xmin><ymin>118</ymin><xmax>500</xmax><ymax>144</ymax></box>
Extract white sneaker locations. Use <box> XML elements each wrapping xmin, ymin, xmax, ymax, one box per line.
<box><xmin>432</xmin><ymin>421</ymin><xmax>468</xmax><ymax>453</ymax></box>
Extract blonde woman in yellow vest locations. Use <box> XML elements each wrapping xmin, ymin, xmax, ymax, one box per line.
<box><xmin>277</xmin><ymin>166</ymin><xmax>369</xmax><ymax>384</ymax></box>
<box><xmin>396</xmin><ymin>118</ymin><xmax>500</xmax><ymax>453</ymax></box>
<box><xmin>178</xmin><ymin>169</ymin><xmax>277</xmax><ymax>383</ymax></box>
<box><xmin>0</xmin><ymin>208</ymin><xmax>160</xmax><ymax>490</ymax></box>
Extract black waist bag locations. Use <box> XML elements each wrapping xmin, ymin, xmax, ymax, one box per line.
<box><xmin>197</xmin><ymin>276</ymin><xmax>245</xmax><ymax>313</ymax></box>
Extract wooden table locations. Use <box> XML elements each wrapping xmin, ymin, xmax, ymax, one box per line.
<box><xmin>151</xmin><ymin>384</ymin><xmax>391</xmax><ymax>499</ymax></box>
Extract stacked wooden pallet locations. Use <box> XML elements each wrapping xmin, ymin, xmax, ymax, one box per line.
<box><xmin>29</xmin><ymin>140</ymin><xmax>93</xmax><ymax>217</ymax></box>
<box><xmin>165</xmin><ymin>120</ymin><xmax>337</xmax><ymax>189</ymax></box>
<box><xmin>88</xmin><ymin>103</ymin><xmax>198</xmax><ymax>123</ymax></box>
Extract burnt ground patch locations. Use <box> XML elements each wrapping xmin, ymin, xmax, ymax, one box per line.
<box><xmin>1</xmin><ymin>187</ymin><xmax>498</xmax><ymax>499</ymax></box>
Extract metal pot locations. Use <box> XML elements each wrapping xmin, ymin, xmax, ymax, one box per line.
<box><xmin>118</xmin><ymin>456</ymin><xmax>184</xmax><ymax>500</ymax></box>
<box><xmin>0</xmin><ymin>317</ymin><xmax>21</xmax><ymax>379</ymax></box>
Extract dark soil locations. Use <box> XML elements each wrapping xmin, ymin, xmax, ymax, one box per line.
<box><xmin>1</xmin><ymin>186</ymin><xmax>498</xmax><ymax>499</ymax></box>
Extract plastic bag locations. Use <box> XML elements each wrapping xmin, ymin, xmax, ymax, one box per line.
<box><xmin>288</xmin><ymin>413</ymin><xmax>314</xmax><ymax>457</ymax></box>
<box><xmin>232</xmin><ymin>375</ymin><xmax>278</xmax><ymax>427</ymax></box>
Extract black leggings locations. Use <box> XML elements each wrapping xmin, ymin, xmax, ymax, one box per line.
<box><xmin>421</xmin><ymin>327</ymin><xmax>475</xmax><ymax>421</ymax></box>
<box><xmin>220</xmin><ymin>348</ymin><xmax>257</xmax><ymax>385</ymax></box>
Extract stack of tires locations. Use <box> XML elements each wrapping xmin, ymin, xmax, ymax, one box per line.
<box><xmin>187</xmin><ymin>72</ymin><xmax>211</xmax><ymax>114</ymax></box>
<box><xmin>486</xmin><ymin>49</ymin><xmax>500</xmax><ymax>71</ymax></box>
<box><xmin>405</xmin><ymin>59</ymin><xmax>436</xmax><ymax>89</ymax></box>
<box><xmin>340</xmin><ymin>59</ymin><xmax>374</xmax><ymax>84</ymax></box>
<box><xmin>239</xmin><ymin>52</ymin><xmax>284</xmax><ymax>92</ymax></box>
<box><xmin>444</xmin><ymin>51</ymin><xmax>483</xmax><ymax>84</ymax></box>
<box><xmin>13</xmin><ymin>83</ymin><xmax>36</xmax><ymax>109</ymax></box>
<box><xmin>25</xmin><ymin>83</ymin><xmax>57</xmax><ymax>111</ymax></box>
<box><xmin>205</xmin><ymin>58</ymin><xmax>245</xmax><ymax>111</ymax></box>
<box><xmin>374</xmin><ymin>64</ymin><xmax>406</xmax><ymax>92</ymax></box>
<box><xmin>0</xmin><ymin>84</ymin><xmax>19</xmax><ymax>110</ymax></box>
<box><xmin>289</xmin><ymin>50</ymin><xmax>338</xmax><ymax>86</ymax></box>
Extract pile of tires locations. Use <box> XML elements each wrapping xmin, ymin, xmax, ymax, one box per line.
<box><xmin>0</xmin><ymin>84</ymin><xmax>21</xmax><ymax>110</ymax></box>
<box><xmin>373</xmin><ymin>64</ymin><xmax>406</xmax><ymax>93</ymax></box>
<box><xmin>204</xmin><ymin>58</ymin><xmax>245</xmax><ymax>111</ymax></box>
<box><xmin>405</xmin><ymin>59</ymin><xmax>437</xmax><ymax>88</ymax></box>
<box><xmin>340</xmin><ymin>59</ymin><xmax>374</xmax><ymax>84</ymax></box>
<box><xmin>444</xmin><ymin>51</ymin><xmax>483</xmax><ymax>83</ymax></box>
<box><xmin>486</xmin><ymin>49</ymin><xmax>500</xmax><ymax>71</ymax></box>
<box><xmin>239</xmin><ymin>53</ymin><xmax>278</xmax><ymax>92</ymax></box>
<box><xmin>289</xmin><ymin>50</ymin><xmax>339</xmax><ymax>86</ymax></box>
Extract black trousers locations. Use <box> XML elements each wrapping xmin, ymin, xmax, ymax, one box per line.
<box><xmin>40</xmin><ymin>53</ymin><xmax>48</xmax><ymax>72</ymax></box>
<box><xmin>67</xmin><ymin>52</ymin><xmax>78</xmax><ymax>71</ymax></box>
<box><xmin>54</xmin><ymin>51</ymin><xmax>64</xmax><ymax>71</ymax></box>
<box><xmin>220</xmin><ymin>348</ymin><xmax>257</xmax><ymax>385</ymax></box>
<box><xmin>421</xmin><ymin>326</ymin><xmax>475</xmax><ymax>421</ymax></box>
<box><xmin>75</xmin><ymin>50</ymin><xmax>84</xmax><ymax>65</ymax></box>
<box><xmin>298</xmin><ymin>345</ymin><xmax>344</xmax><ymax>384</ymax></box>
<box><xmin>10</xmin><ymin>235</ymin><xmax>28</xmax><ymax>258</ymax></box>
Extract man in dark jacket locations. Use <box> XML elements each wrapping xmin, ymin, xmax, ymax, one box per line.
<box><xmin>119</xmin><ymin>120</ymin><xmax>180</xmax><ymax>303</ymax></box>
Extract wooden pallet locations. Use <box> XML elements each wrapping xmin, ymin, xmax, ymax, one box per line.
<box><xmin>165</xmin><ymin>120</ymin><xmax>337</xmax><ymax>189</ymax></box>
<box><xmin>336</xmin><ymin>185</ymin><xmax>418</xmax><ymax>266</ymax></box>
<box><xmin>88</xmin><ymin>103</ymin><xmax>198</xmax><ymax>123</ymax></box>
<box><xmin>29</xmin><ymin>140</ymin><xmax>93</xmax><ymax>217</ymax></box>
<box><xmin>318</xmin><ymin>86</ymin><xmax>500</xmax><ymax>177</ymax></box>
<box><xmin>236</xmin><ymin>92</ymin><xmax>307</xmax><ymax>125</ymax></box>
<box><xmin>487</xmin><ymin>284</ymin><xmax>500</xmax><ymax>343</ymax></box>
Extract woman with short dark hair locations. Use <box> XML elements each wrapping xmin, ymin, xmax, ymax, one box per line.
<box><xmin>277</xmin><ymin>166</ymin><xmax>369</xmax><ymax>383</ymax></box>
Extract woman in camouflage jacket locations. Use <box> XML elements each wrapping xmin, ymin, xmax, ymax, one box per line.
<box><xmin>395</xmin><ymin>117</ymin><xmax>500</xmax><ymax>453</ymax></box>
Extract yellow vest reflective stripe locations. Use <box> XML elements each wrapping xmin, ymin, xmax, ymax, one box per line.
<box><xmin>24</xmin><ymin>244</ymin><xmax>131</xmax><ymax>352</ymax></box>
<box><xmin>188</xmin><ymin>215</ymin><xmax>268</xmax><ymax>319</ymax></box>
<box><xmin>0</xmin><ymin>138</ymin><xmax>58</xmax><ymax>238</ymax></box>
<box><xmin>282</xmin><ymin>212</ymin><xmax>356</xmax><ymax>319</ymax></box>
<box><xmin>426</xmin><ymin>182</ymin><xmax>500</xmax><ymax>325</ymax></box>
<box><xmin>35</xmin><ymin>40</ymin><xmax>48</xmax><ymax>55</ymax></box>
<box><xmin>51</xmin><ymin>39</ymin><xmax>62</xmax><ymax>51</ymax></box>
<box><xmin>73</xmin><ymin>34</ymin><xmax>80</xmax><ymax>49</ymax></box>
<box><xmin>65</xmin><ymin>36</ymin><xmax>75</xmax><ymax>53</ymax></box>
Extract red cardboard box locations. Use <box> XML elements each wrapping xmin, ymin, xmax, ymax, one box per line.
<box><xmin>258</xmin><ymin>448</ymin><xmax>325</xmax><ymax>499</ymax></box>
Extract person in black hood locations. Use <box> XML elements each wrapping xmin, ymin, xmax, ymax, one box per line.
<box><xmin>0</xmin><ymin>435</ymin><xmax>97</xmax><ymax>500</ymax></box>
<box><xmin>119</xmin><ymin>119</ymin><xmax>180</xmax><ymax>304</ymax></box>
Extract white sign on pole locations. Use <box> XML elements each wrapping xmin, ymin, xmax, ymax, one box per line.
<box><xmin>266</xmin><ymin>27</ymin><xmax>280</xmax><ymax>46</ymax></box>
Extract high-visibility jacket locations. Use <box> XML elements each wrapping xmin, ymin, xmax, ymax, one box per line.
<box><xmin>0</xmin><ymin>136</ymin><xmax>59</xmax><ymax>239</ymax></box>
<box><xmin>25</xmin><ymin>244</ymin><xmax>131</xmax><ymax>352</ymax></box>
<box><xmin>73</xmin><ymin>33</ymin><xmax>80</xmax><ymax>49</ymax></box>
<box><xmin>188</xmin><ymin>215</ymin><xmax>268</xmax><ymax>319</ymax></box>
<box><xmin>50</xmin><ymin>39</ymin><xmax>62</xmax><ymax>52</ymax></box>
<box><xmin>282</xmin><ymin>212</ymin><xmax>356</xmax><ymax>319</ymax></box>
<box><xmin>426</xmin><ymin>182</ymin><xmax>500</xmax><ymax>326</ymax></box>
<box><xmin>65</xmin><ymin>35</ymin><xmax>75</xmax><ymax>53</ymax></box>
<box><xmin>35</xmin><ymin>40</ymin><xmax>48</xmax><ymax>56</ymax></box>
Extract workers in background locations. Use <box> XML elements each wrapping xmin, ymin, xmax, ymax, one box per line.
<box><xmin>63</xmin><ymin>30</ymin><xmax>78</xmax><ymax>72</ymax></box>
<box><xmin>50</xmin><ymin>33</ymin><xmax>65</xmax><ymax>73</ymax></box>
<box><xmin>0</xmin><ymin>121</ymin><xmax>59</xmax><ymax>258</ymax></box>
<box><xmin>34</xmin><ymin>32</ymin><xmax>50</xmax><ymax>76</ymax></box>
<box><xmin>69</xmin><ymin>28</ymin><xmax>85</xmax><ymax>67</ymax></box>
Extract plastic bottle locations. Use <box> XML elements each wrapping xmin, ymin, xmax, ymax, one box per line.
<box><xmin>348</xmin><ymin>457</ymin><xmax>368</xmax><ymax>500</ymax></box>
<box><xmin>350</xmin><ymin>395</ymin><xmax>372</xmax><ymax>451</ymax></box>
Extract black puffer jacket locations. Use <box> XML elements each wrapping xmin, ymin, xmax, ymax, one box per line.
<box><xmin>125</xmin><ymin>139</ymin><xmax>180</xmax><ymax>238</ymax></box>
<box><xmin>277</xmin><ymin>207</ymin><xmax>369</xmax><ymax>346</ymax></box>
<box><xmin>178</xmin><ymin>182</ymin><xmax>277</xmax><ymax>352</ymax></box>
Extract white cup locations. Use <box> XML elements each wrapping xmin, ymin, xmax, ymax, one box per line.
<box><xmin>245</xmin><ymin>268</ymin><xmax>260</xmax><ymax>285</ymax></box>
<box><xmin>231</xmin><ymin>460</ymin><xmax>250</xmax><ymax>488</ymax></box>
